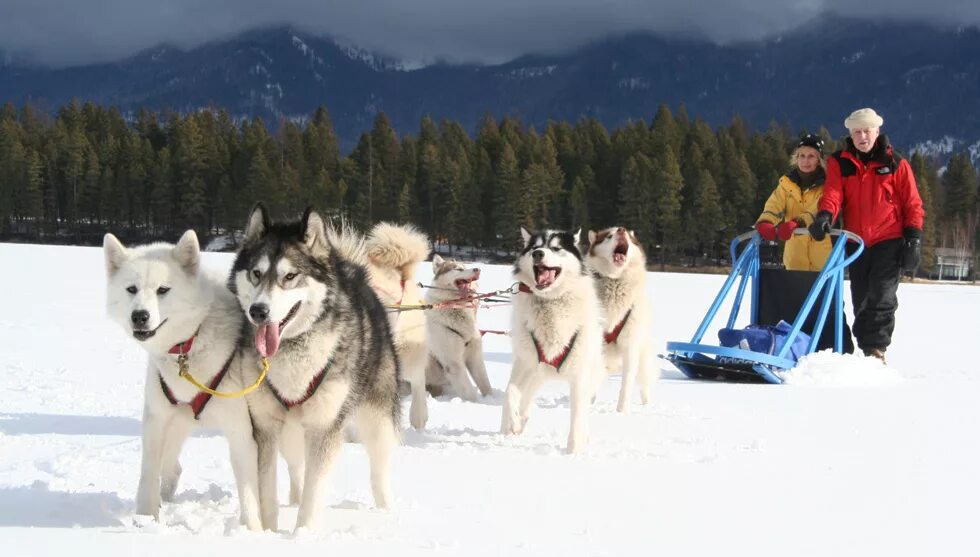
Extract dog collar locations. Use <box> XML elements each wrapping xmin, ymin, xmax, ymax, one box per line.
<box><xmin>518</xmin><ymin>283</ymin><xmax>533</xmax><ymax>294</ymax></box>
<box><xmin>168</xmin><ymin>336</ymin><xmax>196</xmax><ymax>355</ymax></box>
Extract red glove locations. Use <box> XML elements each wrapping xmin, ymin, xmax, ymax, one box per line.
<box><xmin>776</xmin><ymin>220</ymin><xmax>800</xmax><ymax>241</ymax></box>
<box><xmin>755</xmin><ymin>222</ymin><xmax>776</xmax><ymax>241</ymax></box>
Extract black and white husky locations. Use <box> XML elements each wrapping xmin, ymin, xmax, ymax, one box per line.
<box><xmin>501</xmin><ymin>227</ymin><xmax>604</xmax><ymax>453</ymax></box>
<box><xmin>230</xmin><ymin>205</ymin><xmax>400</xmax><ymax>533</ymax></box>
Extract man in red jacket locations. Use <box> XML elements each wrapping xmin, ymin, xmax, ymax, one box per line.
<box><xmin>809</xmin><ymin>108</ymin><xmax>925</xmax><ymax>364</ymax></box>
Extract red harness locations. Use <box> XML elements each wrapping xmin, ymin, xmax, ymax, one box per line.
<box><xmin>517</xmin><ymin>282</ymin><xmax>579</xmax><ymax>371</ymax></box>
<box><xmin>268</xmin><ymin>356</ymin><xmax>334</xmax><ymax>410</ymax></box>
<box><xmin>530</xmin><ymin>331</ymin><xmax>579</xmax><ymax>371</ymax></box>
<box><xmin>159</xmin><ymin>335</ymin><xmax>232</xmax><ymax>420</ymax></box>
<box><xmin>603</xmin><ymin>308</ymin><xmax>632</xmax><ymax>344</ymax></box>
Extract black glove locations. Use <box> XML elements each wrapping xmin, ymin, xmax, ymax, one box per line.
<box><xmin>901</xmin><ymin>227</ymin><xmax>922</xmax><ymax>272</ymax></box>
<box><xmin>809</xmin><ymin>211</ymin><xmax>832</xmax><ymax>242</ymax></box>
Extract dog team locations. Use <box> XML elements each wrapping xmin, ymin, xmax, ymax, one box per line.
<box><xmin>103</xmin><ymin>203</ymin><xmax>654</xmax><ymax>532</ymax></box>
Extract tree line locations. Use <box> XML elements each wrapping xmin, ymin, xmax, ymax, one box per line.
<box><xmin>0</xmin><ymin>100</ymin><xmax>976</xmax><ymax>274</ymax></box>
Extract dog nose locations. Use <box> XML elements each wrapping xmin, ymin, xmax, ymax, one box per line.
<box><xmin>249</xmin><ymin>303</ymin><xmax>270</xmax><ymax>323</ymax></box>
<box><xmin>473</xmin><ymin>268</ymin><xmax>481</xmax><ymax>279</ymax></box>
<box><xmin>131</xmin><ymin>310</ymin><xmax>149</xmax><ymax>327</ymax></box>
<box><xmin>617</xmin><ymin>227</ymin><xmax>626</xmax><ymax>234</ymax></box>
<box><xmin>532</xmin><ymin>250</ymin><xmax>544</xmax><ymax>262</ymax></box>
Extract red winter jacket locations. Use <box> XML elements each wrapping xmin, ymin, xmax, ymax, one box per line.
<box><xmin>819</xmin><ymin>136</ymin><xmax>925</xmax><ymax>248</ymax></box>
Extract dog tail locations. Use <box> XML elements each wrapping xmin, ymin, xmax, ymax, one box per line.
<box><xmin>325</xmin><ymin>218</ymin><xmax>369</xmax><ymax>267</ymax></box>
<box><xmin>366</xmin><ymin>222</ymin><xmax>432</xmax><ymax>281</ymax></box>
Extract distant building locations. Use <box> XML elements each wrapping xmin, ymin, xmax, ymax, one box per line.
<box><xmin>934</xmin><ymin>248</ymin><xmax>972</xmax><ymax>280</ymax></box>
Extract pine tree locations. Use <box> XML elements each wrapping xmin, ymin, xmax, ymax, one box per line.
<box><xmin>653</xmin><ymin>146</ymin><xmax>684</xmax><ymax>269</ymax></box>
<box><xmin>494</xmin><ymin>143</ymin><xmax>522</xmax><ymax>250</ymax></box>
<box><xmin>910</xmin><ymin>152</ymin><xmax>938</xmax><ymax>274</ymax></box>
<box><xmin>617</xmin><ymin>154</ymin><xmax>656</xmax><ymax>249</ymax></box>
<box><xmin>569</xmin><ymin>177</ymin><xmax>590</xmax><ymax>233</ymax></box>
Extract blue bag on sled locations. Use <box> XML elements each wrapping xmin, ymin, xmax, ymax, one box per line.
<box><xmin>718</xmin><ymin>320</ymin><xmax>811</xmax><ymax>365</ymax></box>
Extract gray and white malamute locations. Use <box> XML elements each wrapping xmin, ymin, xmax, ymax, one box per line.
<box><xmin>501</xmin><ymin>227</ymin><xmax>604</xmax><ymax>453</ymax></box>
<box><xmin>103</xmin><ymin>231</ymin><xmax>262</xmax><ymax>530</ymax></box>
<box><xmin>423</xmin><ymin>255</ymin><xmax>492</xmax><ymax>400</ymax></box>
<box><xmin>230</xmin><ymin>205</ymin><xmax>400</xmax><ymax>533</ymax></box>
<box><xmin>586</xmin><ymin>227</ymin><xmax>655</xmax><ymax>413</ymax></box>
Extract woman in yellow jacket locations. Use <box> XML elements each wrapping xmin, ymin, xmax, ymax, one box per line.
<box><xmin>754</xmin><ymin>134</ymin><xmax>832</xmax><ymax>271</ymax></box>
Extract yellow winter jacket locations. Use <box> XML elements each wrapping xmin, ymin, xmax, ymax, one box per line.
<box><xmin>757</xmin><ymin>170</ymin><xmax>831</xmax><ymax>272</ymax></box>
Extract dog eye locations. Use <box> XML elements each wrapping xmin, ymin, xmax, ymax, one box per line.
<box><xmin>126</xmin><ymin>285</ymin><xmax>137</xmax><ymax>294</ymax></box>
<box><xmin>252</xmin><ymin>269</ymin><xmax>261</xmax><ymax>279</ymax></box>
<box><xmin>284</xmin><ymin>272</ymin><xmax>298</xmax><ymax>281</ymax></box>
<box><xmin>157</xmin><ymin>286</ymin><xmax>170</xmax><ymax>295</ymax></box>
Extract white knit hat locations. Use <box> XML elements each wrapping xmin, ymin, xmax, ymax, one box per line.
<box><xmin>844</xmin><ymin>108</ymin><xmax>884</xmax><ymax>130</ymax></box>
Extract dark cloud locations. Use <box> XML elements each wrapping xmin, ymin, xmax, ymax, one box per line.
<box><xmin>1</xmin><ymin>0</ymin><xmax>977</xmax><ymax>67</ymax></box>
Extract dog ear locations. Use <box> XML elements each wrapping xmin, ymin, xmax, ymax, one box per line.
<box><xmin>572</xmin><ymin>228</ymin><xmax>582</xmax><ymax>245</ymax></box>
<box><xmin>301</xmin><ymin>207</ymin><xmax>326</xmax><ymax>250</ymax></box>
<box><xmin>173</xmin><ymin>230</ymin><xmax>200</xmax><ymax>275</ymax></box>
<box><xmin>103</xmin><ymin>233</ymin><xmax>128</xmax><ymax>277</ymax></box>
<box><xmin>587</xmin><ymin>230</ymin><xmax>597</xmax><ymax>245</ymax></box>
<box><xmin>431</xmin><ymin>254</ymin><xmax>444</xmax><ymax>272</ymax></box>
<box><xmin>244</xmin><ymin>203</ymin><xmax>269</xmax><ymax>244</ymax></box>
<box><xmin>520</xmin><ymin>226</ymin><xmax>531</xmax><ymax>246</ymax></box>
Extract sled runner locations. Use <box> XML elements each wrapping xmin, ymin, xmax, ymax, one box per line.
<box><xmin>663</xmin><ymin>229</ymin><xmax>864</xmax><ymax>384</ymax></box>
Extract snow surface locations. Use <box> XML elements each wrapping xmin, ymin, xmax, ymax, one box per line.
<box><xmin>0</xmin><ymin>243</ymin><xmax>977</xmax><ymax>556</ymax></box>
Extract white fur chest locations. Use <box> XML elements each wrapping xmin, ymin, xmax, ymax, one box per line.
<box><xmin>264</xmin><ymin>327</ymin><xmax>340</xmax><ymax>404</ymax></box>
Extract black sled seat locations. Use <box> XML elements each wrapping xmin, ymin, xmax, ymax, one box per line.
<box><xmin>663</xmin><ymin>229</ymin><xmax>863</xmax><ymax>384</ymax></box>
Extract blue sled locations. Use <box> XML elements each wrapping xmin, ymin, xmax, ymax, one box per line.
<box><xmin>663</xmin><ymin>229</ymin><xmax>863</xmax><ymax>384</ymax></box>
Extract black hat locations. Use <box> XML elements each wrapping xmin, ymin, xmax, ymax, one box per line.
<box><xmin>798</xmin><ymin>134</ymin><xmax>824</xmax><ymax>153</ymax></box>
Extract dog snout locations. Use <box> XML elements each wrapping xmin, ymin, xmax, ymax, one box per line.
<box><xmin>473</xmin><ymin>268</ymin><xmax>481</xmax><ymax>279</ymax></box>
<box><xmin>131</xmin><ymin>310</ymin><xmax>150</xmax><ymax>328</ymax></box>
<box><xmin>616</xmin><ymin>227</ymin><xmax>626</xmax><ymax>234</ymax></box>
<box><xmin>249</xmin><ymin>303</ymin><xmax>270</xmax><ymax>323</ymax></box>
<box><xmin>532</xmin><ymin>250</ymin><xmax>544</xmax><ymax>262</ymax></box>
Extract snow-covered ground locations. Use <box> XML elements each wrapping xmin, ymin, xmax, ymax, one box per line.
<box><xmin>1</xmin><ymin>243</ymin><xmax>977</xmax><ymax>556</ymax></box>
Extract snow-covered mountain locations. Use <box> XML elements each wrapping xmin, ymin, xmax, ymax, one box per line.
<box><xmin>2</xmin><ymin>16</ymin><xmax>980</xmax><ymax>154</ymax></box>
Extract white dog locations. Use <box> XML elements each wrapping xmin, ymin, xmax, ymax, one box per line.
<box><xmin>501</xmin><ymin>228</ymin><xmax>604</xmax><ymax>453</ymax></box>
<box><xmin>587</xmin><ymin>227</ymin><xmax>654</xmax><ymax>412</ymax></box>
<box><xmin>364</xmin><ymin>222</ymin><xmax>432</xmax><ymax>430</ymax></box>
<box><xmin>423</xmin><ymin>255</ymin><xmax>492</xmax><ymax>400</ymax></box>
<box><xmin>103</xmin><ymin>231</ymin><xmax>262</xmax><ymax>530</ymax></box>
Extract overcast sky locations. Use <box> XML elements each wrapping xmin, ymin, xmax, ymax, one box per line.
<box><xmin>1</xmin><ymin>0</ymin><xmax>978</xmax><ymax>68</ymax></box>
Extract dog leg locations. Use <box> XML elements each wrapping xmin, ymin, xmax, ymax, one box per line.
<box><xmin>501</xmin><ymin>363</ymin><xmax>531</xmax><ymax>435</ymax></box>
<box><xmin>617</xmin><ymin>346</ymin><xmax>642</xmax><ymax>413</ymax></box>
<box><xmin>446</xmin><ymin>360</ymin><xmax>480</xmax><ymax>401</ymax></box>
<box><xmin>638</xmin><ymin>347</ymin><xmax>653</xmax><ymax>406</ymax></box>
<box><xmin>354</xmin><ymin>405</ymin><xmax>398</xmax><ymax>509</ymax></box>
<box><xmin>253</xmin><ymin>421</ymin><xmax>283</xmax><ymax>531</ymax></box>
<box><xmin>224</xmin><ymin>418</ymin><xmax>263</xmax><ymax>532</ymax></box>
<box><xmin>516</xmin><ymin>371</ymin><xmax>546</xmax><ymax>430</ymax></box>
<box><xmin>465</xmin><ymin>340</ymin><xmax>493</xmax><ymax>397</ymax></box>
<box><xmin>294</xmin><ymin>428</ymin><xmax>344</xmax><ymax>532</ymax></box>
<box><xmin>279</xmin><ymin>421</ymin><xmax>305</xmax><ymax>506</ymax></box>
<box><xmin>408</xmin><ymin>378</ymin><xmax>429</xmax><ymax>430</ymax></box>
<box><xmin>567</xmin><ymin>375</ymin><xmax>591</xmax><ymax>454</ymax></box>
<box><xmin>135</xmin><ymin>408</ymin><xmax>171</xmax><ymax>518</ymax></box>
<box><xmin>158</xmin><ymin>416</ymin><xmax>193</xmax><ymax>503</ymax></box>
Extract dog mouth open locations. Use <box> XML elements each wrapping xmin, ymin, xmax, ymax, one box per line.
<box><xmin>613</xmin><ymin>239</ymin><xmax>629</xmax><ymax>266</ymax></box>
<box><xmin>533</xmin><ymin>265</ymin><xmax>561</xmax><ymax>289</ymax></box>
<box><xmin>454</xmin><ymin>277</ymin><xmax>477</xmax><ymax>293</ymax></box>
<box><xmin>255</xmin><ymin>301</ymin><xmax>301</xmax><ymax>358</ymax></box>
<box><xmin>132</xmin><ymin>318</ymin><xmax>168</xmax><ymax>342</ymax></box>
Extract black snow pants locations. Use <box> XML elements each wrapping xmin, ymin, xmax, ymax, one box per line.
<box><xmin>846</xmin><ymin>238</ymin><xmax>903</xmax><ymax>352</ymax></box>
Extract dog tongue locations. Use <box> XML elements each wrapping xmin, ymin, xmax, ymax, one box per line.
<box><xmin>535</xmin><ymin>268</ymin><xmax>557</xmax><ymax>288</ymax></box>
<box><xmin>255</xmin><ymin>323</ymin><xmax>281</xmax><ymax>357</ymax></box>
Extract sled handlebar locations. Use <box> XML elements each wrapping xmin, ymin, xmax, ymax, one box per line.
<box><xmin>731</xmin><ymin>229</ymin><xmax>863</xmax><ymax>263</ymax></box>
